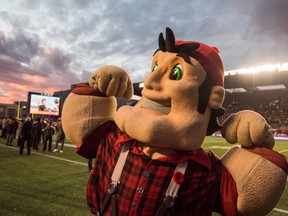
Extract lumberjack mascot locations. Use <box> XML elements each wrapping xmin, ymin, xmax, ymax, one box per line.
<box><xmin>62</xmin><ymin>28</ymin><xmax>288</xmax><ymax>216</ymax></box>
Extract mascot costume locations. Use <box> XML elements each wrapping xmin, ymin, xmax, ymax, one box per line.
<box><xmin>62</xmin><ymin>28</ymin><xmax>288</xmax><ymax>216</ymax></box>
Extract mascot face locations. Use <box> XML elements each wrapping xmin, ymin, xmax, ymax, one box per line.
<box><xmin>115</xmin><ymin>28</ymin><xmax>225</xmax><ymax>151</ymax></box>
<box><xmin>141</xmin><ymin>51</ymin><xmax>206</xmax><ymax>116</ymax></box>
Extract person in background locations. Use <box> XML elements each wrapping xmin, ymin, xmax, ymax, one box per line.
<box><xmin>40</xmin><ymin>118</ymin><xmax>47</xmax><ymax>145</ymax></box>
<box><xmin>17</xmin><ymin>119</ymin><xmax>24</xmax><ymax>147</ymax></box>
<box><xmin>53</xmin><ymin>118</ymin><xmax>66</xmax><ymax>153</ymax></box>
<box><xmin>88</xmin><ymin>158</ymin><xmax>93</xmax><ymax>172</ymax></box>
<box><xmin>19</xmin><ymin>117</ymin><xmax>33</xmax><ymax>156</ymax></box>
<box><xmin>12</xmin><ymin>119</ymin><xmax>19</xmax><ymax>139</ymax></box>
<box><xmin>0</xmin><ymin>117</ymin><xmax>3</xmax><ymax>136</ymax></box>
<box><xmin>1</xmin><ymin>117</ymin><xmax>7</xmax><ymax>139</ymax></box>
<box><xmin>38</xmin><ymin>98</ymin><xmax>47</xmax><ymax>111</ymax></box>
<box><xmin>31</xmin><ymin>117</ymin><xmax>42</xmax><ymax>150</ymax></box>
<box><xmin>42</xmin><ymin>121</ymin><xmax>55</xmax><ymax>152</ymax></box>
<box><xmin>6</xmin><ymin>117</ymin><xmax>17</xmax><ymax>146</ymax></box>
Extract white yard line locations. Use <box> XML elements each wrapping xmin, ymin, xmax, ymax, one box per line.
<box><xmin>279</xmin><ymin>149</ymin><xmax>288</xmax><ymax>153</ymax></box>
<box><xmin>30</xmin><ymin>150</ymin><xmax>87</xmax><ymax>166</ymax></box>
<box><xmin>0</xmin><ymin>144</ymin><xmax>86</xmax><ymax>166</ymax></box>
<box><xmin>206</xmin><ymin>140</ymin><xmax>225</xmax><ymax>143</ymax></box>
<box><xmin>207</xmin><ymin>146</ymin><xmax>232</xmax><ymax>150</ymax></box>
<box><xmin>274</xmin><ymin>208</ymin><xmax>288</xmax><ymax>214</ymax></box>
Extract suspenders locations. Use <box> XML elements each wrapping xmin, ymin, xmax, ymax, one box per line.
<box><xmin>99</xmin><ymin>143</ymin><xmax>188</xmax><ymax>216</ymax></box>
<box><xmin>100</xmin><ymin>143</ymin><xmax>131</xmax><ymax>216</ymax></box>
<box><xmin>155</xmin><ymin>161</ymin><xmax>188</xmax><ymax>216</ymax></box>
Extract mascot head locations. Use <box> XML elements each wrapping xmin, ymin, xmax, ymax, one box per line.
<box><xmin>115</xmin><ymin>27</ymin><xmax>225</xmax><ymax>151</ymax></box>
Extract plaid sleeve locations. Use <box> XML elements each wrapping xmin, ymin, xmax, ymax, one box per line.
<box><xmin>215</xmin><ymin>166</ymin><xmax>237</xmax><ymax>216</ymax></box>
<box><xmin>76</xmin><ymin>121</ymin><xmax>115</xmax><ymax>159</ymax></box>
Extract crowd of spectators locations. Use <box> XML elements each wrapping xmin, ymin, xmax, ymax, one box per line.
<box><xmin>0</xmin><ymin>116</ymin><xmax>65</xmax><ymax>155</ymax></box>
<box><xmin>219</xmin><ymin>89</ymin><xmax>288</xmax><ymax>133</ymax></box>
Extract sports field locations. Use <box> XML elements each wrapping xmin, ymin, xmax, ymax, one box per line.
<box><xmin>0</xmin><ymin>136</ymin><xmax>287</xmax><ymax>215</ymax></box>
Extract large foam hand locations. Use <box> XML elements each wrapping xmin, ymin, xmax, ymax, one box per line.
<box><xmin>88</xmin><ymin>65</ymin><xmax>134</xmax><ymax>100</ymax></box>
<box><xmin>221</xmin><ymin>110</ymin><xmax>275</xmax><ymax>149</ymax></box>
<box><xmin>221</xmin><ymin>110</ymin><xmax>287</xmax><ymax>215</ymax></box>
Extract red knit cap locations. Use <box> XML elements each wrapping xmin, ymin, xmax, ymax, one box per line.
<box><xmin>175</xmin><ymin>40</ymin><xmax>224</xmax><ymax>87</ymax></box>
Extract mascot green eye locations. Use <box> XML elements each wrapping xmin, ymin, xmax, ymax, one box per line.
<box><xmin>152</xmin><ymin>62</ymin><xmax>158</xmax><ymax>72</ymax></box>
<box><xmin>170</xmin><ymin>64</ymin><xmax>182</xmax><ymax>80</ymax></box>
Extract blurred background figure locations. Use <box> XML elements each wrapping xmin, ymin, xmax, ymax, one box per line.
<box><xmin>42</xmin><ymin>121</ymin><xmax>55</xmax><ymax>152</ymax></box>
<box><xmin>38</xmin><ymin>98</ymin><xmax>47</xmax><ymax>111</ymax></box>
<box><xmin>40</xmin><ymin>118</ymin><xmax>47</xmax><ymax>145</ymax></box>
<box><xmin>17</xmin><ymin>119</ymin><xmax>24</xmax><ymax>147</ymax></box>
<box><xmin>19</xmin><ymin>117</ymin><xmax>32</xmax><ymax>156</ymax></box>
<box><xmin>53</xmin><ymin>118</ymin><xmax>66</xmax><ymax>153</ymax></box>
<box><xmin>88</xmin><ymin>158</ymin><xmax>93</xmax><ymax>172</ymax></box>
<box><xmin>1</xmin><ymin>117</ymin><xmax>8</xmax><ymax>139</ymax></box>
<box><xmin>6</xmin><ymin>117</ymin><xmax>17</xmax><ymax>146</ymax></box>
<box><xmin>0</xmin><ymin>117</ymin><xmax>2</xmax><ymax>135</ymax></box>
<box><xmin>31</xmin><ymin>117</ymin><xmax>42</xmax><ymax>150</ymax></box>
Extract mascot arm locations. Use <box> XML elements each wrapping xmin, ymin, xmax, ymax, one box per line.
<box><xmin>221</xmin><ymin>110</ymin><xmax>288</xmax><ymax>216</ymax></box>
<box><xmin>62</xmin><ymin>65</ymin><xmax>133</xmax><ymax>147</ymax></box>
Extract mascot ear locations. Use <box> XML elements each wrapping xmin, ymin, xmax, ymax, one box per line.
<box><xmin>208</xmin><ymin>86</ymin><xmax>225</xmax><ymax>109</ymax></box>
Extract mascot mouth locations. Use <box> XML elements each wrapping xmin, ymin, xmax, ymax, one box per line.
<box><xmin>141</xmin><ymin>98</ymin><xmax>171</xmax><ymax>115</ymax></box>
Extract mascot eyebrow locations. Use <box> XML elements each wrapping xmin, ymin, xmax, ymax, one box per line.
<box><xmin>153</xmin><ymin>27</ymin><xmax>225</xmax><ymax>135</ymax></box>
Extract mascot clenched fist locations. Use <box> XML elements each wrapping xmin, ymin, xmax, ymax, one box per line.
<box><xmin>62</xmin><ymin>28</ymin><xmax>287</xmax><ymax>216</ymax></box>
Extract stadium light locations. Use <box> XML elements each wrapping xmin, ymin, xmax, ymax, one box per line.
<box><xmin>139</xmin><ymin>83</ymin><xmax>144</xmax><ymax>88</ymax></box>
<box><xmin>225</xmin><ymin>88</ymin><xmax>247</xmax><ymax>93</ymax></box>
<box><xmin>256</xmin><ymin>84</ymin><xmax>286</xmax><ymax>90</ymax></box>
<box><xmin>225</xmin><ymin>63</ymin><xmax>288</xmax><ymax>76</ymax></box>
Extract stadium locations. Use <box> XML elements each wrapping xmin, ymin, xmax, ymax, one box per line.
<box><xmin>221</xmin><ymin>63</ymin><xmax>288</xmax><ymax>134</ymax></box>
<box><xmin>0</xmin><ymin>63</ymin><xmax>287</xmax><ymax>215</ymax></box>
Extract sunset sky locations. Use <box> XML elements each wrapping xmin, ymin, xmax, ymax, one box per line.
<box><xmin>1</xmin><ymin>0</ymin><xmax>287</xmax><ymax>104</ymax></box>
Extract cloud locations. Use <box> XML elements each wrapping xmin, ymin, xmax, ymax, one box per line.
<box><xmin>244</xmin><ymin>0</ymin><xmax>288</xmax><ymax>37</ymax></box>
<box><xmin>0</xmin><ymin>0</ymin><xmax>287</xmax><ymax>105</ymax></box>
<box><xmin>0</xmin><ymin>31</ymin><xmax>40</xmax><ymax>65</ymax></box>
<box><xmin>0</xmin><ymin>11</ymin><xmax>80</xmax><ymax>104</ymax></box>
<box><xmin>220</xmin><ymin>0</ymin><xmax>288</xmax><ymax>68</ymax></box>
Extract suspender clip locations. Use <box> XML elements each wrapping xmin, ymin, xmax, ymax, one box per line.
<box><xmin>163</xmin><ymin>195</ymin><xmax>174</xmax><ymax>208</ymax></box>
<box><xmin>108</xmin><ymin>183</ymin><xmax>118</xmax><ymax>194</ymax></box>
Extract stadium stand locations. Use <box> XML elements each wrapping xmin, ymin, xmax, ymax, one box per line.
<box><xmin>219</xmin><ymin>68</ymin><xmax>288</xmax><ymax>133</ymax></box>
<box><xmin>220</xmin><ymin>89</ymin><xmax>288</xmax><ymax>131</ymax></box>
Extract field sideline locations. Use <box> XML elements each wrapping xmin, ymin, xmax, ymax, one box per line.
<box><xmin>0</xmin><ymin>136</ymin><xmax>287</xmax><ymax>215</ymax></box>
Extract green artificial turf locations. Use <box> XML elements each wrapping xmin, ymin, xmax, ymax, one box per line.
<box><xmin>0</xmin><ymin>136</ymin><xmax>287</xmax><ymax>215</ymax></box>
<box><xmin>0</xmin><ymin>139</ymin><xmax>92</xmax><ymax>216</ymax></box>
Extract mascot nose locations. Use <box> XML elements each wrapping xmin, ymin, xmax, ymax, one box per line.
<box><xmin>144</xmin><ymin>71</ymin><xmax>162</xmax><ymax>91</ymax></box>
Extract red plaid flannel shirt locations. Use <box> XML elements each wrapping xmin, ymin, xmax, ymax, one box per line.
<box><xmin>77</xmin><ymin>121</ymin><xmax>238</xmax><ymax>216</ymax></box>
